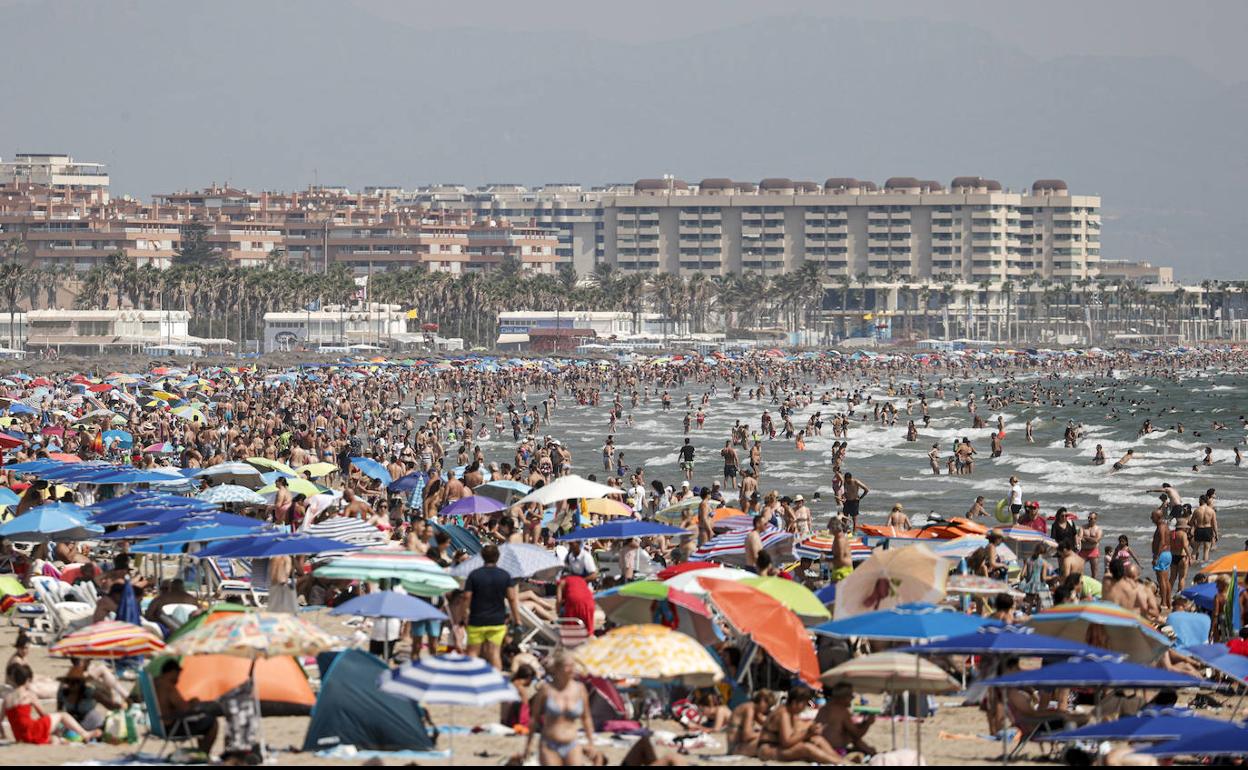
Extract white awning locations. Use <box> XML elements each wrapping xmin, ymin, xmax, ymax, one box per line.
<box><xmin>497</xmin><ymin>333</ymin><xmax>530</xmax><ymax>345</ymax></box>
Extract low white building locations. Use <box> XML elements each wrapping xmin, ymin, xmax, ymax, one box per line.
<box><xmin>496</xmin><ymin>310</ymin><xmax>670</xmax><ymax>348</ymax></box>
<box><xmin>23</xmin><ymin>309</ymin><xmax>227</xmax><ymax>354</ymax></box>
<box><xmin>263</xmin><ymin>303</ymin><xmax>407</xmax><ymax>352</ymax></box>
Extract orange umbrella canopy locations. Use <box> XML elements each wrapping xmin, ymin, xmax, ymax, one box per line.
<box><xmin>700</xmin><ymin>577</ymin><xmax>820</xmax><ymax>687</ymax></box>
<box><xmin>1201</xmin><ymin>550</ymin><xmax>1248</xmax><ymax>575</ymax></box>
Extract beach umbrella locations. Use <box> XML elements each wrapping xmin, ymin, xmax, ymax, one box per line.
<box><xmin>582</xmin><ymin>498</ymin><xmax>635</xmax><ymax>518</ymax></box>
<box><xmin>380</xmin><ymin>653</ymin><xmax>517</xmax><ymax>706</ymax></box>
<box><xmin>388</xmin><ymin>471</ymin><xmax>427</xmax><ymax>493</ymax></box>
<box><xmin>449</xmin><ymin>543</ymin><xmax>561</xmax><ymax>580</ymax></box>
<box><xmin>1139</xmin><ymin>723</ymin><xmax>1248</xmax><ymax>757</ymax></box>
<box><xmin>303</xmin><ymin>516</ymin><xmax>387</xmax><ymax>548</ymax></box>
<box><xmin>0</xmin><ymin>503</ymin><xmax>102</xmax><ymax>541</ymax></box>
<box><xmin>1028</xmin><ymin>602</ymin><xmax>1171</xmax><ymax>663</ymax></box>
<box><xmin>793</xmin><ymin>534</ymin><xmax>875</xmax><ymax>562</ymax></box>
<box><xmin>700</xmin><ymin>577</ymin><xmax>821</xmax><ymax>687</ymax></box>
<box><xmin>0</xmin><ymin>487</ymin><xmax>19</xmax><ymax>507</ymax></box>
<box><xmin>833</xmin><ymin>544</ymin><xmax>950</xmax><ymax>621</ymax></box>
<box><xmin>814</xmin><ymin>603</ymin><xmax>1001</xmax><ymax>641</ymax></box>
<box><xmin>257</xmin><ymin>478</ymin><xmax>324</xmax><ymax>498</ymax></box>
<box><xmin>50</xmin><ymin>620</ymin><xmax>165</xmax><ymax>659</ymax></box>
<box><xmin>101</xmin><ymin>512</ymin><xmax>267</xmax><ymax>541</ymax></box>
<box><xmin>438</xmin><ymin>496</ymin><xmax>506</xmax><ymax>517</ymax></box>
<box><xmin>473</xmin><ymin>479</ymin><xmax>531</xmax><ymax>504</ymax></box>
<box><xmin>992</xmin><ymin>526</ymin><xmax>1057</xmax><ymax>549</ymax></box>
<box><xmin>1046</xmin><ymin>707</ymin><xmax>1232</xmax><ymax>743</ymax></box>
<box><xmin>245</xmin><ymin>457</ymin><xmax>297</xmax><ymax>476</ymax></box>
<box><xmin>330</xmin><ymin>590</ymin><xmax>446</xmax><ymax>623</ymax></box>
<box><xmin>516</xmin><ymin>474</ymin><xmax>619</xmax><ymax>506</ymax></box>
<box><xmin>573</xmin><ymin>624</ymin><xmax>723</xmax><ymax>686</ymax></box>
<box><xmin>655</xmin><ymin>561</ymin><xmax>719</xmax><ymax>581</ymax></box>
<box><xmin>740</xmin><ymin>576</ymin><xmax>831</xmax><ymax>623</ymax></box>
<box><xmin>821</xmin><ymin>651</ymin><xmax>959</xmax><ymax>693</ymax></box>
<box><xmin>295</xmin><ymin>462</ymin><xmax>338</xmax><ymax>479</ymax></box>
<box><xmin>314</xmin><ymin>550</ymin><xmax>459</xmax><ymax>597</ymax></box>
<box><xmin>1179</xmin><ymin>643</ymin><xmax>1248</xmax><ymax>686</ymax></box>
<box><xmin>101</xmin><ymin>430</ymin><xmax>133</xmax><ymax>449</ymax></box>
<box><xmin>197</xmin><ymin>484</ymin><xmax>267</xmax><ymax>506</ymax></box>
<box><xmin>169</xmin><ymin>610</ymin><xmax>338</xmax><ymax>659</ymax></box>
<box><xmin>196</xmin><ymin>461</ymin><xmax>264</xmax><ymax>487</ymax></box>
<box><xmin>143</xmin><ymin>441</ymin><xmax>177</xmax><ymax>454</ymax></box>
<box><xmin>1181</xmin><ymin>582</ymin><xmax>1244</xmax><ymax>612</ymax></box>
<box><xmin>131</xmin><ymin>524</ymin><xmax>264</xmax><ymax>554</ymax></box>
<box><xmin>1199</xmin><ymin>550</ymin><xmax>1248</xmax><ymax>575</ymax></box>
<box><xmin>556</xmin><ymin>520</ymin><xmax>685</xmax><ymax>542</ymax></box>
<box><xmin>689</xmin><ymin>527</ymin><xmax>793</xmax><ymax>566</ymax></box>
<box><xmin>195</xmin><ymin>533</ymin><xmax>359</xmax><ymax>559</ymax></box>
<box><xmin>980</xmin><ymin>655</ymin><xmax>1203</xmax><ymax>689</ymax></box>
<box><xmin>170</xmin><ymin>406</ymin><xmax>205</xmax><ymax>423</ymax></box>
<box><xmin>594</xmin><ymin>579</ymin><xmax>713</xmax><ymax>626</ymax></box>
<box><xmin>655</xmin><ymin>497</ymin><xmax>706</xmax><ymax>522</ymax></box>
<box><xmin>350</xmin><ymin>456</ymin><xmax>393</xmax><ymax>485</ymax></box>
<box><xmin>664</xmin><ymin>565</ymin><xmax>754</xmax><ymax>595</ymax></box>
<box><xmin>897</xmin><ymin>625</ymin><xmax>1111</xmax><ymax>657</ymax></box>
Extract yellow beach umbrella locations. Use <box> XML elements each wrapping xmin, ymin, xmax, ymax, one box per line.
<box><xmin>246</xmin><ymin>457</ymin><xmax>297</xmax><ymax>476</ymax></box>
<box><xmin>295</xmin><ymin>462</ymin><xmax>339</xmax><ymax>479</ymax></box>
<box><xmin>582</xmin><ymin>498</ymin><xmax>634</xmax><ymax>518</ymax></box>
<box><xmin>573</xmin><ymin>624</ymin><xmax>723</xmax><ymax>686</ymax></box>
<box><xmin>258</xmin><ymin>478</ymin><xmax>324</xmax><ymax>498</ymax></box>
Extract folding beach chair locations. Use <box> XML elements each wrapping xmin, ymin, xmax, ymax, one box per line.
<box><xmin>136</xmin><ymin>670</ymin><xmax>199</xmax><ymax>759</ymax></box>
<box><xmin>555</xmin><ymin>617</ymin><xmax>589</xmax><ymax>649</ymax></box>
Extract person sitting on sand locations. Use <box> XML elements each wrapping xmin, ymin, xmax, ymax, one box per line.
<box><xmin>726</xmin><ymin>690</ymin><xmax>775</xmax><ymax>757</ymax></box>
<box><xmin>3</xmin><ymin>664</ymin><xmax>99</xmax><ymax>744</ymax></box>
<box><xmin>815</xmin><ymin>682</ymin><xmax>877</xmax><ymax>756</ymax></box>
<box><xmin>756</xmin><ymin>685</ymin><xmax>844</xmax><ymax>764</ymax></box>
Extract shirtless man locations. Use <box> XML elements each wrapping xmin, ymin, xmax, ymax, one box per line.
<box><xmin>1103</xmin><ymin>560</ymin><xmax>1158</xmax><ymax>623</ymax></box>
<box><xmin>721</xmin><ymin>441</ymin><xmax>740</xmax><ymax>491</ymax></box>
<box><xmin>829</xmin><ymin>520</ymin><xmax>854</xmax><ymax>583</ymax></box>
<box><xmin>744</xmin><ymin>515</ymin><xmax>767</xmax><ymax>573</ymax></box>
<box><xmin>1150</xmin><ymin>508</ymin><xmax>1173</xmax><ymax>609</ymax></box>
<box><xmin>841</xmin><ymin>473</ymin><xmax>869</xmax><ymax>531</ymax></box>
<box><xmin>1190</xmin><ymin>494</ymin><xmax>1219</xmax><ymax>562</ymax></box>
<box><xmin>1111</xmin><ymin>448</ymin><xmax>1134</xmax><ymax>472</ymax></box>
<box><xmin>815</xmin><ymin>683</ymin><xmax>876</xmax><ymax>756</ymax></box>
<box><xmin>966</xmin><ymin>495</ymin><xmax>987</xmax><ymax>520</ymax></box>
<box><xmin>1056</xmin><ymin>543</ymin><xmax>1085</xmax><ymax>583</ymax></box>
<box><xmin>1149</xmin><ymin>483</ymin><xmax>1183</xmax><ymax>519</ymax></box>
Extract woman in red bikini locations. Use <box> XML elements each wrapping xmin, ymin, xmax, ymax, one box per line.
<box><xmin>3</xmin><ymin>664</ymin><xmax>99</xmax><ymax>743</ymax></box>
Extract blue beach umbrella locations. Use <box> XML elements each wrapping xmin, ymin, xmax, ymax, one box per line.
<box><xmin>1180</xmin><ymin>643</ymin><xmax>1248</xmax><ymax>685</ymax></box>
<box><xmin>380</xmin><ymin>653</ymin><xmax>517</xmax><ymax>706</ymax></box>
<box><xmin>1046</xmin><ymin>707</ymin><xmax>1232</xmax><ymax>743</ymax></box>
<box><xmin>0</xmin><ymin>487</ymin><xmax>20</xmax><ymax>507</ymax></box>
<box><xmin>979</xmin><ymin>655</ymin><xmax>1204</xmax><ymax>689</ymax></box>
<box><xmin>329</xmin><ymin>591</ymin><xmax>447</xmax><ymax>623</ymax></box>
<box><xmin>387</xmin><ymin>471</ymin><xmax>427</xmax><ymax>493</ymax></box>
<box><xmin>1180</xmin><ymin>582</ymin><xmax>1243</xmax><ymax>612</ymax></box>
<box><xmin>557</xmin><ymin>520</ymin><xmax>687</xmax><ymax>542</ymax></box>
<box><xmin>100</xmin><ymin>512</ymin><xmax>265</xmax><ymax>540</ymax></box>
<box><xmin>814</xmin><ymin>603</ymin><xmax>1002</xmax><ymax>641</ymax></box>
<box><xmin>130</xmin><ymin>524</ymin><xmax>271</xmax><ymax>554</ymax></box>
<box><xmin>1140</xmin><ymin>723</ymin><xmax>1248</xmax><ymax>757</ymax></box>
<box><xmin>898</xmin><ymin>625</ymin><xmax>1111</xmax><ymax>657</ymax></box>
<box><xmin>0</xmin><ymin>503</ymin><xmax>102</xmax><ymax>541</ymax></box>
<box><xmin>349</xmin><ymin>457</ymin><xmax>392</xmax><ymax>485</ymax></box>
<box><xmin>192</xmin><ymin>533</ymin><xmax>357</xmax><ymax>559</ymax></box>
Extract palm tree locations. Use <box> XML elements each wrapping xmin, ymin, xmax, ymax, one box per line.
<box><xmin>0</xmin><ymin>239</ymin><xmax>30</xmax><ymax>349</ymax></box>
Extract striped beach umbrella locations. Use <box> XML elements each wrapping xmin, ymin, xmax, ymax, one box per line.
<box><xmin>1028</xmin><ymin>601</ymin><xmax>1172</xmax><ymax>663</ymax></box>
<box><xmin>793</xmin><ymin>534</ymin><xmax>874</xmax><ymax>562</ymax></box>
<box><xmin>197</xmin><ymin>484</ymin><xmax>267</xmax><ymax>506</ymax></box>
<box><xmin>448</xmin><ymin>543</ymin><xmax>561</xmax><ymax>580</ymax></box>
<box><xmin>51</xmin><ymin>620</ymin><xmax>166</xmax><ymax>658</ymax></box>
<box><xmin>992</xmin><ymin>526</ymin><xmax>1057</xmax><ymax>549</ymax></box>
<box><xmin>314</xmin><ymin>549</ymin><xmax>459</xmax><ymax>597</ymax></box>
<box><xmin>304</xmin><ymin>516</ymin><xmax>387</xmax><ymax>548</ymax></box>
<box><xmin>689</xmin><ymin>527</ymin><xmax>792</xmax><ymax>566</ymax></box>
<box><xmin>380</xmin><ymin>653</ymin><xmax>518</xmax><ymax>706</ymax></box>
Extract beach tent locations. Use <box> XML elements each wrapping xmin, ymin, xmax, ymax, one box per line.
<box><xmin>303</xmin><ymin>649</ymin><xmax>434</xmax><ymax>752</ymax></box>
<box><xmin>144</xmin><ymin>603</ymin><xmax>314</xmax><ymax>715</ymax></box>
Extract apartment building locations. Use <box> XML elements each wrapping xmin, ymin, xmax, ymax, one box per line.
<box><xmin>0</xmin><ymin>154</ymin><xmax>110</xmax><ymax>194</ymax></box>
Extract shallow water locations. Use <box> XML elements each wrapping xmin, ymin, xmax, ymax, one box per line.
<box><xmin>441</xmin><ymin>367</ymin><xmax>1248</xmax><ymax>551</ymax></box>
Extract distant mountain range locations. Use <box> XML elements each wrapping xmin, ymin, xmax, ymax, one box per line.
<box><xmin>2</xmin><ymin>0</ymin><xmax>1242</xmax><ymax>278</ymax></box>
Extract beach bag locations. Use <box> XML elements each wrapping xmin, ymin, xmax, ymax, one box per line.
<box><xmin>102</xmin><ymin>708</ymin><xmax>137</xmax><ymax>744</ymax></box>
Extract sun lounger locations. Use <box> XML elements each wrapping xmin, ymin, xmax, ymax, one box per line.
<box><xmin>30</xmin><ymin>575</ymin><xmax>94</xmax><ymax>638</ymax></box>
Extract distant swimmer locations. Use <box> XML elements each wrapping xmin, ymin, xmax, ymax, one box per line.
<box><xmin>1092</xmin><ymin>444</ymin><xmax>1106</xmax><ymax>465</ymax></box>
<box><xmin>1111</xmin><ymin>448</ymin><xmax>1134</xmax><ymax>472</ymax></box>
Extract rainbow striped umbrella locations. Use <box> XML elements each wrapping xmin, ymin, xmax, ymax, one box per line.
<box><xmin>1028</xmin><ymin>601</ymin><xmax>1171</xmax><ymax>663</ymax></box>
<box><xmin>690</xmin><ymin>527</ymin><xmax>792</xmax><ymax>566</ymax></box>
<box><xmin>793</xmin><ymin>534</ymin><xmax>875</xmax><ymax>562</ymax></box>
<box><xmin>50</xmin><ymin>620</ymin><xmax>166</xmax><ymax>658</ymax></box>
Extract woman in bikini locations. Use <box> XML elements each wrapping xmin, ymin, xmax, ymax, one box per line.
<box><xmin>756</xmin><ymin>685</ymin><xmax>843</xmax><ymax>764</ymax></box>
<box><xmin>726</xmin><ymin>690</ymin><xmax>775</xmax><ymax>757</ymax></box>
<box><xmin>518</xmin><ymin>651</ymin><xmax>595</xmax><ymax>766</ymax></box>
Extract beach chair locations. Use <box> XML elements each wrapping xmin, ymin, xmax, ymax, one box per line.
<box><xmin>206</xmin><ymin>558</ymin><xmax>268</xmax><ymax>606</ymax></box>
<box><xmin>1003</xmin><ymin>699</ymin><xmax>1068</xmax><ymax>762</ymax></box>
<box><xmin>136</xmin><ymin>670</ymin><xmax>199</xmax><ymax>759</ymax></box>
<box><xmin>515</xmin><ymin>604</ymin><xmax>561</xmax><ymax>654</ymax></box>
<box><xmin>30</xmin><ymin>575</ymin><xmax>94</xmax><ymax>638</ymax></box>
<box><xmin>555</xmin><ymin>617</ymin><xmax>589</xmax><ymax>649</ymax></box>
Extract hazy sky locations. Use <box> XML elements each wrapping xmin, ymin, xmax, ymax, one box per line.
<box><xmin>356</xmin><ymin>0</ymin><xmax>1246</xmax><ymax>80</ymax></box>
<box><xmin>1</xmin><ymin>0</ymin><xmax>1244</xmax><ymax>277</ymax></box>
